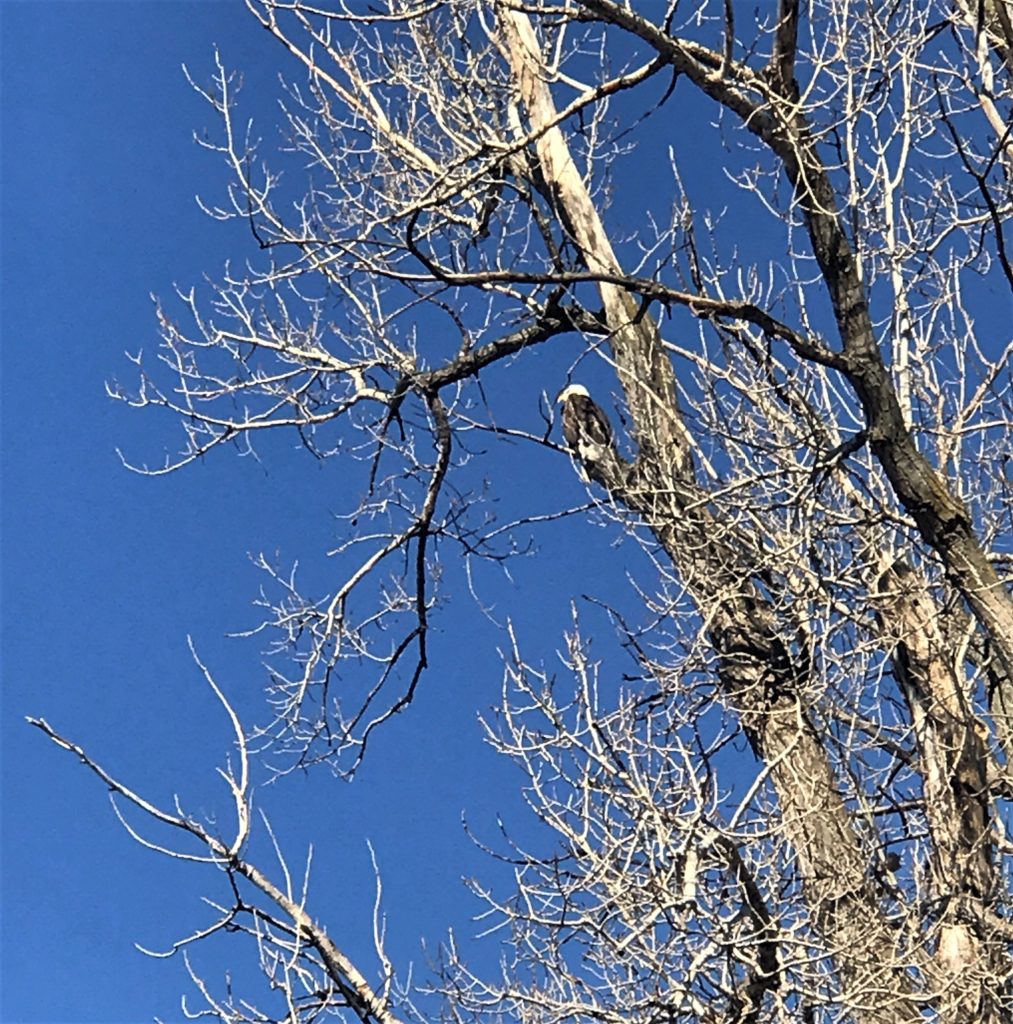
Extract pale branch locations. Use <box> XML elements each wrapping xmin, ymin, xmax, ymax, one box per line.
<box><xmin>28</xmin><ymin>715</ymin><xmax>404</xmax><ymax>1024</ymax></box>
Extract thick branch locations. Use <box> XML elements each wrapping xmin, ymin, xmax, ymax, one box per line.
<box><xmin>577</xmin><ymin>0</ymin><xmax>1013</xmax><ymax>788</ymax></box>
<box><xmin>500</xmin><ymin>9</ymin><xmax>917</xmax><ymax>1019</ymax></box>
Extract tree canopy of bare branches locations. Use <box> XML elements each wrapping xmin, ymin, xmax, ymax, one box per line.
<box><xmin>31</xmin><ymin>2</ymin><xmax>1013</xmax><ymax>1023</ymax></box>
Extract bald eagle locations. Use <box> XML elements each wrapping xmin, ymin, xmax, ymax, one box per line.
<box><xmin>556</xmin><ymin>384</ymin><xmax>615</xmax><ymax>470</ymax></box>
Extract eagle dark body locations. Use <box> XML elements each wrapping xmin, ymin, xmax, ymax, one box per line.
<box><xmin>557</xmin><ymin>384</ymin><xmax>616</xmax><ymax>471</ymax></box>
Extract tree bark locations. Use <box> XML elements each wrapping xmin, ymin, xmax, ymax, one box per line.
<box><xmin>499</xmin><ymin>9</ymin><xmax>927</xmax><ymax>1020</ymax></box>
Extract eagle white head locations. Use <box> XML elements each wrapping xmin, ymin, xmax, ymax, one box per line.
<box><xmin>556</xmin><ymin>383</ymin><xmax>590</xmax><ymax>403</ymax></box>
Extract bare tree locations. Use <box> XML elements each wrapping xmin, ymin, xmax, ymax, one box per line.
<box><xmin>31</xmin><ymin>2</ymin><xmax>1013</xmax><ymax>1023</ymax></box>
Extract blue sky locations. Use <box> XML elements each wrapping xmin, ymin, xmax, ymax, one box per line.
<box><xmin>1</xmin><ymin>6</ymin><xmax>291</xmax><ymax>1020</ymax></box>
<box><xmin>1</xmin><ymin>5</ymin><xmax>641</xmax><ymax>1021</ymax></box>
